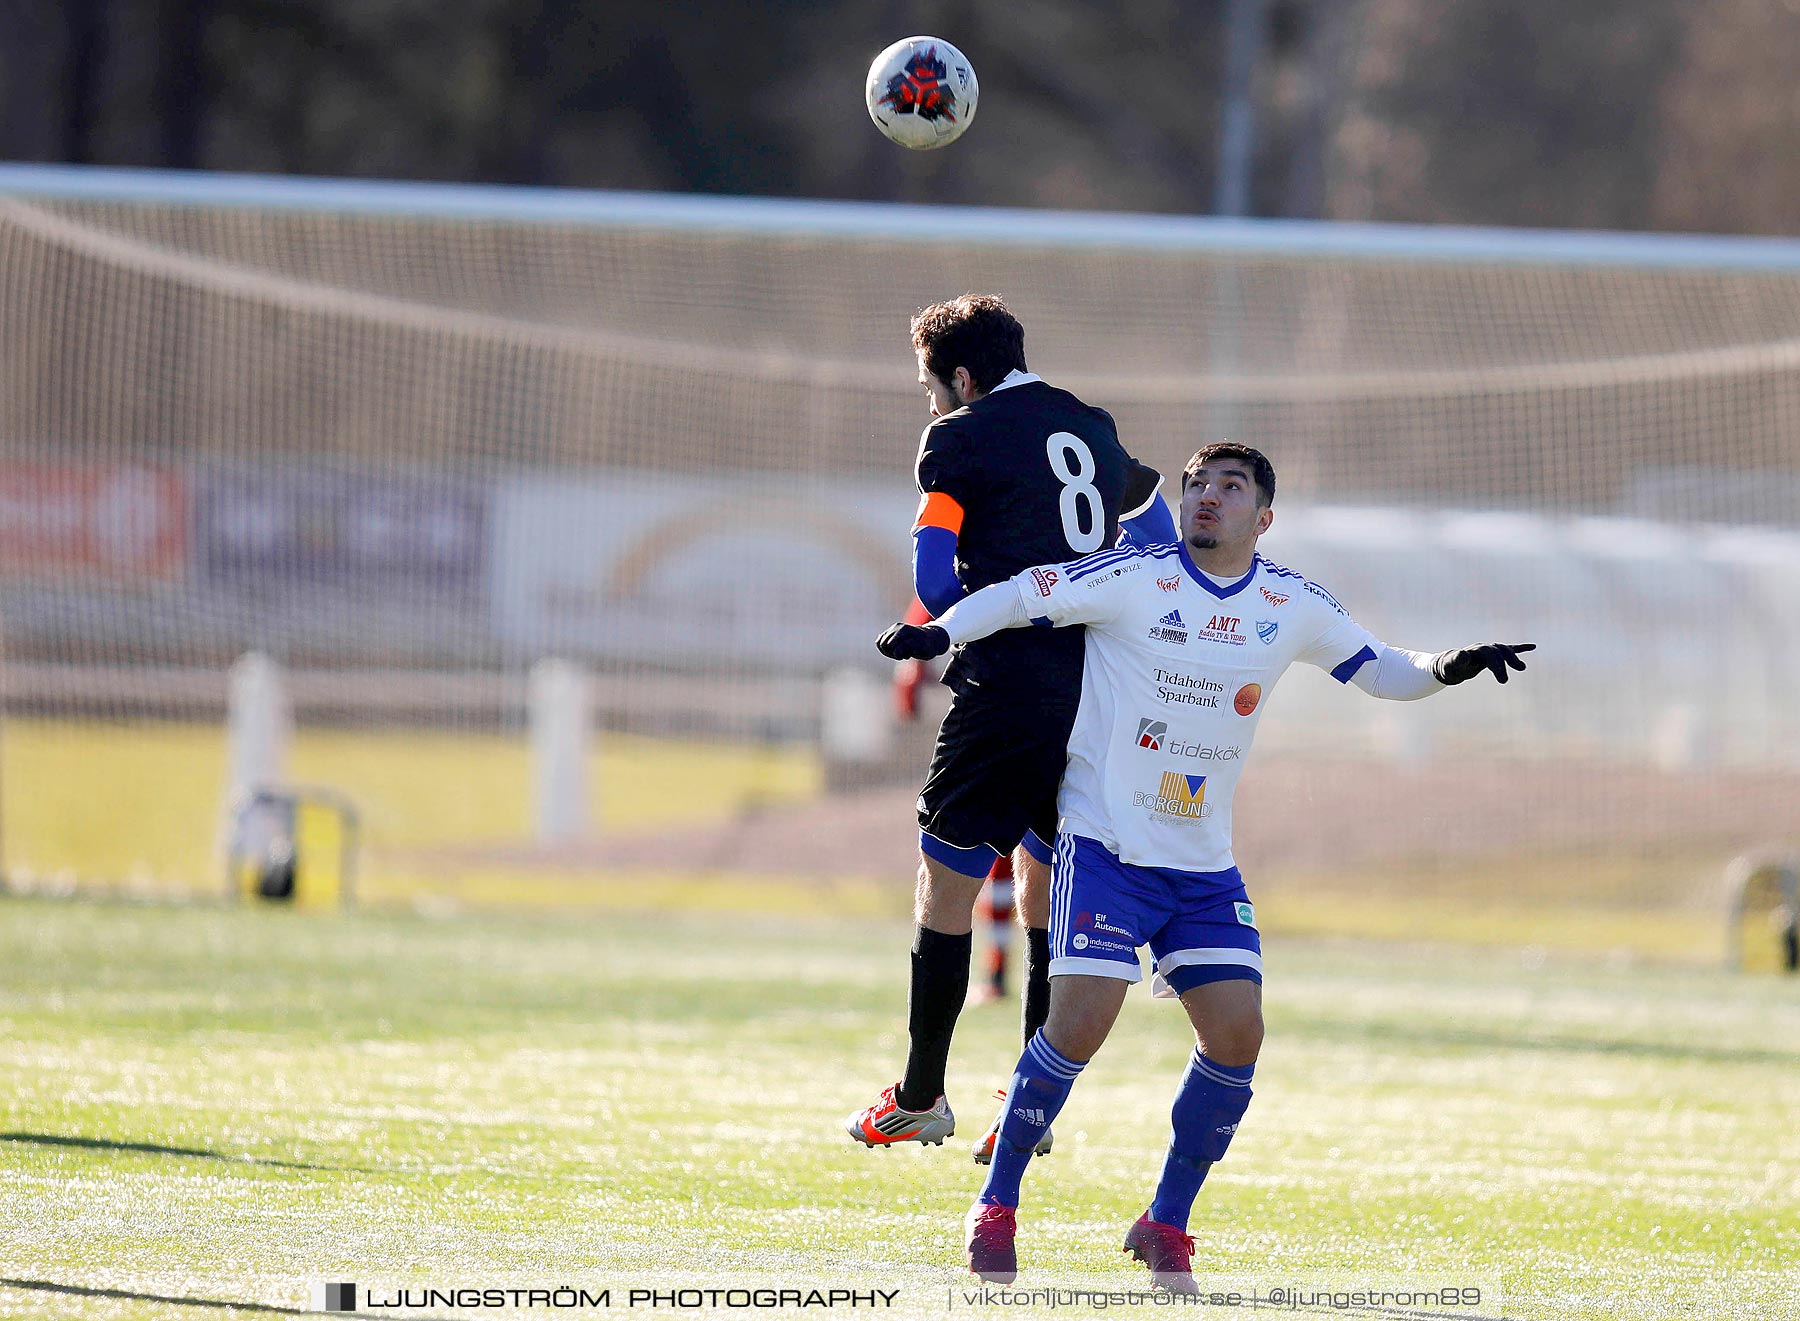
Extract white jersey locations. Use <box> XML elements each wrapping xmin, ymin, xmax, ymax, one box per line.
<box><xmin>1013</xmin><ymin>541</ymin><xmax>1381</xmax><ymax>872</ymax></box>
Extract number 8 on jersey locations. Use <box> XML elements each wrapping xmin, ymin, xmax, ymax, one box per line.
<box><xmin>1047</xmin><ymin>432</ymin><xmax>1103</xmax><ymax>554</ymax></box>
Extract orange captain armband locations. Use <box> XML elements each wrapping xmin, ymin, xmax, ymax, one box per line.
<box><xmin>914</xmin><ymin>491</ymin><xmax>965</xmax><ymax>535</ymax></box>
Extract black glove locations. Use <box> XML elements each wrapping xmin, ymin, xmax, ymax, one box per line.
<box><xmin>1432</xmin><ymin>642</ymin><xmax>1535</xmax><ymax>685</ymax></box>
<box><xmin>877</xmin><ymin>622</ymin><xmax>951</xmax><ymax>661</ymax></box>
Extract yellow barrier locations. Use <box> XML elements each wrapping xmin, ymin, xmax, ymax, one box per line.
<box><xmin>228</xmin><ymin>787</ymin><xmax>359</xmax><ymax>910</ymax></box>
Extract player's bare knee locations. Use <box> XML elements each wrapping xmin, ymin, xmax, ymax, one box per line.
<box><xmin>1044</xmin><ymin>975</ymin><xmax>1128</xmax><ymax>1062</ymax></box>
<box><xmin>1180</xmin><ymin>979</ymin><xmax>1263</xmax><ymax>1066</ymax></box>
<box><xmin>915</xmin><ymin>854</ymin><xmax>985</xmax><ymax>933</ymax></box>
<box><xmin>1198</xmin><ymin>1008</ymin><xmax>1263</xmax><ymax>1067</ymax></box>
<box><xmin>1044</xmin><ymin>1013</ymin><xmax>1109</xmax><ymax>1063</ymax></box>
<box><xmin>1014</xmin><ymin>849</ymin><xmax>1051</xmax><ymax>928</ymax></box>
<box><xmin>912</xmin><ymin>862</ymin><xmax>934</xmax><ymax>924</ymax></box>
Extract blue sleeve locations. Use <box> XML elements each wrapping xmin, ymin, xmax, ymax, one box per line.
<box><xmin>1118</xmin><ymin>495</ymin><xmax>1176</xmax><ymax>547</ymax></box>
<box><xmin>913</xmin><ymin>525</ymin><xmax>966</xmax><ymax>617</ymax></box>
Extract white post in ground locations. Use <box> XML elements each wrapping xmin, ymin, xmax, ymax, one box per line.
<box><xmin>1652</xmin><ymin>701</ymin><xmax>1711</xmax><ymax>773</ymax></box>
<box><xmin>226</xmin><ymin>651</ymin><xmax>291</xmax><ymax>802</ymax></box>
<box><xmin>821</xmin><ymin>666</ymin><xmax>893</xmax><ymax>764</ymax></box>
<box><xmin>529</xmin><ymin>658</ymin><xmax>592</xmax><ymax>845</ymax></box>
<box><xmin>1375</xmin><ymin>702</ymin><xmax>1432</xmax><ymax>769</ymax></box>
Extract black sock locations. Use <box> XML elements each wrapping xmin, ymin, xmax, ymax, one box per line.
<box><xmin>1022</xmin><ymin>927</ymin><xmax>1052</xmax><ymax>1046</ymax></box>
<box><xmin>897</xmin><ymin>926</ymin><xmax>971</xmax><ymax>1111</ymax></box>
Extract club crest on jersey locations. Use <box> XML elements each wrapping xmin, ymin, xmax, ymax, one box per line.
<box><xmin>1257</xmin><ymin>620</ymin><xmax>1279</xmax><ymax>645</ymax></box>
<box><xmin>1133</xmin><ymin>771</ymin><xmax>1211</xmax><ymax>821</ymax></box>
<box><xmin>1260</xmin><ymin>587</ymin><xmax>1289</xmax><ymax>607</ymax></box>
<box><xmin>1031</xmin><ymin>567</ymin><xmax>1059</xmax><ymax>597</ymax></box>
<box><xmin>1156</xmin><ymin>574</ymin><xmax>1181</xmax><ymax>593</ymax></box>
<box><xmin>1149</xmin><ymin>609</ymin><xmax>1188</xmax><ymax>645</ymax></box>
<box><xmin>1136</xmin><ymin>718</ymin><xmax>1167</xmax><ymax>750</ymax></box>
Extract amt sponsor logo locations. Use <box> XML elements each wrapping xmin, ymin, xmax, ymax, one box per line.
<box><xmin>1197</xmin><ymin>613</ymin><xmax>1246</xmax><ymax>645</ymax></box>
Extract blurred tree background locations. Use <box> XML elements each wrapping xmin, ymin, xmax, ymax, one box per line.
<box><xmin>1</xmin><ymin>0</ymin><xmax>1796</xmax><ymax>234</ymax></box>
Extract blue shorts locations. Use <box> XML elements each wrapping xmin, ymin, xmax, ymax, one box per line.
<box><xmin>1049</xmin><ymin>834</ymin><xmax>1262</xmax><ymax>991</ymax></box>
<box><xmin>920</xmin><ymin>826</ymin><xmax>1055</xmax><ymax>877</ymax></box>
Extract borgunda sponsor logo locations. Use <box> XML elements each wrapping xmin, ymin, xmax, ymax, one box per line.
<box><xmin>1133</xmin><ymin>772</ymin><xmax>1212</xmax><ymax>821</ymax></box>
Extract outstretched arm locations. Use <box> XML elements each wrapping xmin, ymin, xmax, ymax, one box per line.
<box><xmin>877</xmin><ymin>580</ymin><xmax>1030</xmax><ymax>660</ymax></box>
<box><xmin>879</xmin><ymin>551</ymin><xmax>1144</xmax><ymax>661</ymax></box>
<box><xmin>1345</xmin><ymin>641</ymin><xmax>1535</xmax><ymax>699</ymax></box>
<box><xmin>1433</xmin><ymin>643</ymin><xmax>1535</xmax><ymax>685</ymax></box>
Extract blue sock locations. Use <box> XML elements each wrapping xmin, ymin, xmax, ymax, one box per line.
<box><xmin>977</xmin><ymin>1030</ymin><xmax>1085</xmax><ymax>1208</ymax></box>
<box><xmin>1148</xmin><ymin>1049</ymin><xmax>1254</xmax><ymax>1231</ymax></box>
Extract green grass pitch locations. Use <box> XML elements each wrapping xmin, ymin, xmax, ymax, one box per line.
<box><xmin>1</xmin><ymin>894</ymin><xmax>1795</xmax><ymax>1319</ymax></box>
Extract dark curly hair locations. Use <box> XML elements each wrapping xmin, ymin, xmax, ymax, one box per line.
<box><xmin>1184</xmin><ymin>442</ymin><xmax>1276</xmax><ymax>507</ymax></box>
<box><xmin>910</xmin><ymin>294</ymin><xmax>1028</xmax><ymax>394</ymax></box>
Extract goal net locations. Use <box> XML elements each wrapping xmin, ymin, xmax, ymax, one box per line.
<box><xmin>3</xmin><ymin>168</ymin><xmax>1798</xmax><ymax>955</ymax></box>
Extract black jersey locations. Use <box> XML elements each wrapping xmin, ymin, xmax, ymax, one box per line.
<box><xmin>914</xmin><ymin>376</ymin><xmax>1163</xmax><ymax>694</ymax></box>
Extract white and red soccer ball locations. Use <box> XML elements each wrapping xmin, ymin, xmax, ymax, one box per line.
<box><xmin>865</xmin><ymin>36</ymin><xmax>978</xmax><ymax>150</ymax></box>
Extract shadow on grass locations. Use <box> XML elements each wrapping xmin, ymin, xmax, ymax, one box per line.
<box><xmin>1285</xmin><ymin>1018</ymin><xmax>1799</xmax><ymax>1068</ymax></box>
<box><xmin>0</xmin><ymin>1276</ymin><xmax>410</xmax><ymax>1317</ymax></box>
<box><xmin>0</xmin><ymin>1131</ymin><xmax>368</xmax><ymax>1173</ymax></box>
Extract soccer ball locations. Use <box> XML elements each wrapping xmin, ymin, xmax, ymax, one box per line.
<box><xmin>865</xmin><ymin>36</ymin><xmax>978</xmax><ymax>150</ymax></box>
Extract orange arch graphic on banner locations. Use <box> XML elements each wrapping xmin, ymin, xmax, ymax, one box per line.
<box><xmin>602</xmin><ymin>502</ymin><xmax>908</xmax><ymax>602</ymax></box>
